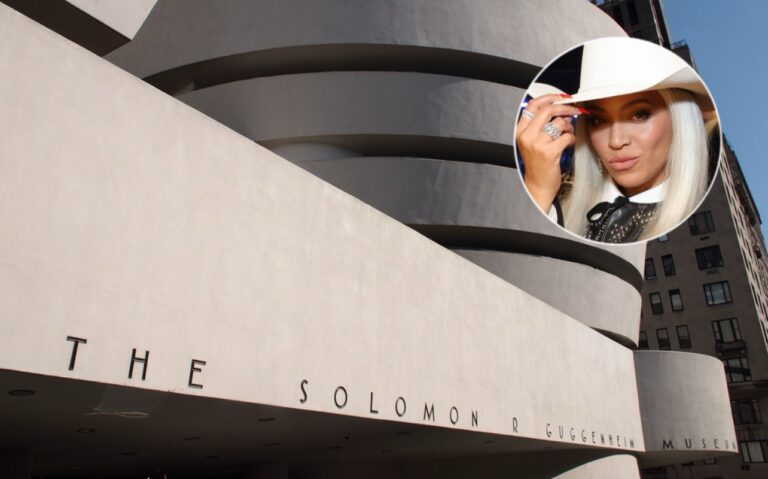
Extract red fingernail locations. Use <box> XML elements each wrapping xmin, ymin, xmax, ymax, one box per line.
<box><xmin>559</xmin><ymin>93</ymin><xmax>573</xmax><ymax>98</ymax></box>
<box><xmin>577</xmin><ymin>107</ymin><xmax>589</xmax><ymax>114</ymax></box>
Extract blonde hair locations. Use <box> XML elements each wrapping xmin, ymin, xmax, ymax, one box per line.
<box><xmin>562</xmin><ymin>89</ymin><xmax>709</xmax><ymax>241</ymax></box>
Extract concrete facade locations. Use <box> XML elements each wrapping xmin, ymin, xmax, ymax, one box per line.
<box><xmin>0</xmin><ymin>1</ymin><xmax>738</xmax><ymax>477</ymax></box>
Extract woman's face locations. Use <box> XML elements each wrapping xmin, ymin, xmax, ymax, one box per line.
<box><xmin>586</xmin><ymin>91</ymin><xmax>672</xmax><ymax>196</ymax></box>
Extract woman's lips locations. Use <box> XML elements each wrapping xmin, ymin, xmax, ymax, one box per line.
<box><xmin>608</xmin><ymin>156</ymin><xmax>640</xmax><ymax>171</ymax></box>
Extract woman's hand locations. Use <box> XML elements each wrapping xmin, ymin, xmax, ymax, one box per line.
<box><xmin>516</xmin><ymin>94</ymin><xmax>581</xmax><ymax>213</ymax></box>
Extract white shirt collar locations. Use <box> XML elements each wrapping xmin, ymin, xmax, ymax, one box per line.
<box><xmin>600</xmin><ymin>180</ymin><xmax>666</xmax><ymax>204</ymax></box>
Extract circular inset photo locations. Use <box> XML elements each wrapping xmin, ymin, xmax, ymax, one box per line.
<box><xmin>514</xmin><ymin>37</ymin><xmax>721</xmax><ymax>244</ymax></box>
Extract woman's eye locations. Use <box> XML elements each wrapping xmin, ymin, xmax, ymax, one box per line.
<box><xmin>587</xmin><ymin>115</ymin><xmax>605</xmax><ymax>126</ymax></box>
<box><xmin>633</xmin><ymin>110</ymin><xmax>651</xmax><ymax>121</ymax></box>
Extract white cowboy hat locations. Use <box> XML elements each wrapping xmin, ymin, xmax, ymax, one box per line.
<box><xmin>544</xmin><ymin>37</ymin><xmax>714</xmax><ymax>113</ymax></box>
<box><xmin>526</xmin><ymin>82</ymin><xmax>566</xmax><ymax>98</ymax></box>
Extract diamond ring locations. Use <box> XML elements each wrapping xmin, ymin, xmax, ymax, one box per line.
<box><xmin>543</xmin><ymin>121</ymin><xmax>562</xmax><ymax>140</ymax></box>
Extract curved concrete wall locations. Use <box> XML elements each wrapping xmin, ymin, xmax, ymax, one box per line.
<box><xmin>179</xmin><ymin>72</ymin><xmax>522</xmax><ymax>157</ymax></box>
<box><xmin>287</xmin><ymin>451</ymin><xmax>641</xmax><ymax>479</ymax></box>
<box><xmin>456</xmin><ymin>250</ymin><xmax>641</xmax><ymax>345</ymax></box>
<box><xmin>296</xmin><ymin>156</ymin><xmax>543</xmax><ymax>228</ymax></box>
<box><xmin>297</xmin><ymin>156</ymin><xmax>644</xmax><ymax>272</ymax></box>
<box><xmin>553</xmin><ymin>454</ymin><xmax>639</xmax><ymax>479</ymax></box>
<box><xmin>106</xmin><ymin>0</ymin><xmax>625</xmax><ymax>84</ymax></box>
<box><xmin>634</xmin><ymin>351</ymin><xmax>737</xmax><ymax>467</ymax></box>
<box><xmin>104</xmin><ymin>0</ymin><xmax>645</xmax><ymax>344</ymax></box>
<box><xmin>1</xmin><ymin>4</ymin><xmax>646</xmax><ymax>454</ymax></box>
<box><xmin>298</xmin><ymin>156</ymin><xmax>643</xmax><ymax>344</ymax></box>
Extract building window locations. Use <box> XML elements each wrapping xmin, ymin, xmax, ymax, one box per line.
<box><xmin>704</xmin><ymin>281</ymin><xmax>733</xmax><ymax>306</ymax></box>
<box><xmin>723</xmin><ymin>356</ymin><xmax>751</xmax><ymax>383</ymax></box>
<box><xmin>732</xmin><ymin>399</ymin><xmax>762</xmax><ymax>425</ymax></box>
<box><xmin>712</xmin><ymin>318</ymin><xmax>742</xmax><ymax>343</ymax></box>
<box><xmin>740</xmin><ymin>440</ymin><xmax>768</xmax><ymax>463</ymax></box>
<box><xmin>656</xmin><ymin>328</ymin><xmax>670</xmax><ymax>350</ymax></box>
<box><xmin>702</xmin><ymin>456</ymin><xmax>716</xmax><ymax>465</ymax></box>
<box><xmin>662</xmin><ymin>254</ymin><xmax>676</xmax><ymax>276</ymax></box>
<box><xmin>689</xmin><ymin>210</ymin><xmax>715</xmax><ymax>235</ymax></box>
<box><xmin>650</xmin><ymin>292</ymin><xmax>663</xmax><ymax>314</ymax></box>
<box><xmin>657</xmin><ymin>233</ymin><xmax>669</xmax><ymax>242</ymax></box>
<box><xmin>676</xmin><ymin>325</ymin><xmax>691</xmax><ymax>349</ymax></box>
<box><xmin>645</xmin><ymin>258</ymin><xmax>657</xmax><ymax>279</ymax></box>
<box><xmin>669</xmin><ymin>289</ymin><xmax>684</xmax><ymax>311</ymax></box>
<box><xmin>696</xmin><ymin>245</ymin><xmax>724</xmax><ymax>269</ymax></box>
<box><xmin>638</xmin><ymin>331</ymin><xmax>648</xmax><ymax>349</ymax></box>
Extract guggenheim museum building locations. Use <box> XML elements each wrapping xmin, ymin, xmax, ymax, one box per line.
<box><xmin>0</xmin><ymin>1</ymin><xmax>736</xmax><ymax>477</ymax></box>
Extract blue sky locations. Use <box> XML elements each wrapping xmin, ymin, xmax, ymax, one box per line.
<box><xmin>661</xmin><ymin>0</ymin><xmax>767</xmax><ymax>236</ymax></box>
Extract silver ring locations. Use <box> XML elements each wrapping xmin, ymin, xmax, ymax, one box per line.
<box><xmin>543</xmin><ymin>121</ymin><xmax>562</xmax><ymax>140</ymax></box>
<box><xmin>521</xmin><ymin>109</ymin><xmax>534</xmax><ymax>121</ymax></box>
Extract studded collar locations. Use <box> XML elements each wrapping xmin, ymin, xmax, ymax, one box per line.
<box><xmin>585</xmin><ymin>181</ymin><xmax>665</xmax><ymax>243</ymax></box>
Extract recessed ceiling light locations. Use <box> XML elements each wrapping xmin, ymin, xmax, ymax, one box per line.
<box><xmin>8</xmin><ymin>389</ymin><xmax>35</xmax><ymax>396</ymax></box>
<box><xmin>77</xmin><ymin>428</ymin><xmax>96</xmax><ymax>433</ymax></box>
<box><xmin>258</xmin><ymin>417</ymin><xmax>276</xmax><ymax>422</ymax></box>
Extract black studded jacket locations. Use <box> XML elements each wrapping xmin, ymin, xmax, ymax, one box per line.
<box><xmin>584</xmin><ymin>196</ymin><xmax>658</xmax><ymax>243</ymax></box>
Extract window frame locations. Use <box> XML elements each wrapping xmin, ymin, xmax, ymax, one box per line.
<box><xmin>712</xmin><ymin>318</ymin><xmax>742</xmax><ymax>343</ymax></box>
<box><xmin>656</xmin><ymin>328</ymin><xmax>671</xmax><ymax>350</ymax></box>
<box><xmin>688</xmin><ymin>210</ymin><xmax>715</xmax><ymax>235</ymax></box>
<box><xmin>732</xmin><ymin>399</ymin><xmax>762</xmax><ymax>425</ymax></box>
<box><xmin>723</xmin><ymin>356</ymin><xmax>752</xmax><ymax>383</ymax></box>
<box><xmin>696</xmin><ymin>245</ymin><xmax>724</xmax><ymax>270</ymax></box>
<box><xmin>669</xmin><ymin>289</ymin><xmax>684</xmax><ymax>311</ymax></box>
<box><xmin>661</xmin><ymin>254</ymin><xmax>676</xmax><ymax>276</ymax></box>
<box><xmin>676</xmin><ymin>325</ymin><xmax>691</xmax><ymax>349</ymax></box>
<box><xmin>649</xmin><ymin>292</ymin><xmax>664</xmax><ymax>315</ymax></box>
<box><xmin>645</xmin><ymin>258</ymin><xmax>657</xmax><ymax>280</ymax></box>
<box><xmin>740</xmin><ymin>440</ymin><xmax>768</xmax><ymax>463</ymax></box>
<box><xmin>704</xmin><ymin>281</ymin><xmax>733</xmax><ymax>306</ymax></box>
